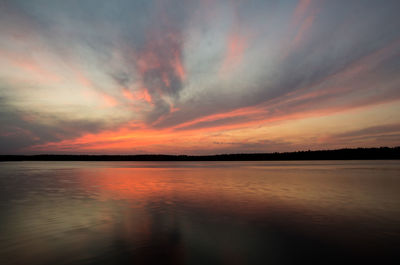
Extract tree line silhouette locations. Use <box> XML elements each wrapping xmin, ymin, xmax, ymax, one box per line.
<box><xmin>1</xmin><ymin>147</ymin><xmax>399</xmax><ymax>161</ymax></box>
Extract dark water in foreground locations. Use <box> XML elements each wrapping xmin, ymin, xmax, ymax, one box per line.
<box><xmin>0</xmin><ymin>161</ymin><xmax>399</xmax><ymax>265</ymax></box>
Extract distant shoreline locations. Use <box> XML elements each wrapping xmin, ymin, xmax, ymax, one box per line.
<box><xmin>1</xmin><ymin>147</ymin><xmax>399</xmax><ymax>161</ymax></box>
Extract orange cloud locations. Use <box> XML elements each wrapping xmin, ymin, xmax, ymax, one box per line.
<box><xmin>0</xmin><ymin>49</ymin><xmax>61</xmax><ymax>83</ymax></box>
<box><xmin>172</xmin><ymin>105</ymin><xmax>264</xmax><ymax>130</ymax></box>
<box><xmin>132</xmin><ymin>29</ymin><xmax>185</xmax><ymax>103</ymax></box>
<box><xmin>26</xmin><ymin>94</ymin><xmax>400</xmax><ymax>154</ymax></box>
<box><xmin>122</xmin><ymin>87</ymin><xmax>153</xmax><ymax>105</ymax></box>
<box><xmin>292</xmin><ymin>14</ymin><xmax>314</xmax><ymax>48</ymax></box>
<box><xmin>82</xmin><ymin>89</ymin><xmax>118</xmax><ymax>107</ymax></box>
<box><xmin>162</xmin><ymin>72</ymin><xmax>170</xmax><ymax>87</ymax></box>
<box><xmin>16</xmin><ymin>60</ymin><xmax>61</xmax><ymax>82</ymax></box>
<box><xmin>100</xmin><ymin>93</ymin><xmax>118</xmax><ymax>107</ymax></box>
<box><xmin>293</xmin><ymin>0</ymin><xmax>312</xmax><ymax>24</ymax></box>
<box><xmin>136</xmin><ymin>51</ymin><xmax>161</xmax><ymax>74</ymax></box>
<box><xmin>173</xmin><ymin>50</ymin><xmax>186</xmax><ymax>81</ymax></box>
<box><xmin>29</xmin><ymin>125</ymin><xmax>173</xmax><ymax>153</ymax></box>
<box><xmin>122</xmin><ymin>89</ymin><xmax>135</xmax><ymax>101</ymax></box>
<box><xmin>74</xmin><ymin>69</ymin><xmax>93</xmax><ymax>88</ymax></box>
<box><xmin>281</xmin><ymin>37</ymin><xmax>400</xmax><ymax>102</ymax></box>
<box><xmin>220</xmin><ymin>33</ymin><xmax>247</xmax><ymax>75</ymax></box>
<box><xmin>142</xmin><ymin>88</ymin><xmax>152</xmax><ymax>104</ymax></box>
<box><xmin>280</xmin><ymin>0</ymin><xmax>315</xmax><ymax>58</ymax></box>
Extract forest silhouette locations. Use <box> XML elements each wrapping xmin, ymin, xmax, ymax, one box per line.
<box><xmin>1</xmin><ymin>147</ymin><xmax>399</xmax><ymax>161</ymax></box>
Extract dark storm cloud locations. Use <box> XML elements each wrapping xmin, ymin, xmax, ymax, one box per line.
<box><xmin>0</xmin><ymin>97</ymin><xmax>110</xmax><ymax>154</ymax></box>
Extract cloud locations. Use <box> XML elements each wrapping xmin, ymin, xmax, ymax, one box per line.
<box><xmin>0</xmin><ymin>95</ymin><xmax>118</xmax><ymax>154</ymax></box>
<box><xmin>329</xmin><ymin>123</ymin><xmax>400</xmax><ymax>140</ymax></box>
<box><xmin>1</xmin><ymin>0</ymin><xmax>400</xmax><ymax>153</ymax></box>
<box><xmin>319</xmin><ymin>123</ymin><xmax>400</xmax><ymax>148</ymax></box>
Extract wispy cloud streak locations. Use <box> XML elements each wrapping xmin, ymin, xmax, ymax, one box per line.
<box><xmin>0</xmin><ymin>0</ymin><xmax>400</xmax><ymax>154</ymax></box>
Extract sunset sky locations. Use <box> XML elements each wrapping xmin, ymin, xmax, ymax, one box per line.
<box><xmin>1</xmin><ymin>0</ymin><xmax>399</xmax><ymax>154</ymax></box>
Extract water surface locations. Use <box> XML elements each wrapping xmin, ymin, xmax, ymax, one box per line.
<box><xmin>0</xmin><ymin>161</ymin><xmax>399</xmax><ymax>264</ymax></box>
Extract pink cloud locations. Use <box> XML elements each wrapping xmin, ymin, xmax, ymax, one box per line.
<box><xmin>220</xmin><ymin>32</ymin><xmax>247</xmax><ymax>75</ymax></box>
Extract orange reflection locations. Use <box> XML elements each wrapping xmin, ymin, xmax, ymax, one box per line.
<box><xmin>80</xmin><ymin>168</ymin><xmax>176</xmax><ymax>201</ymax></box>
<box><xmin>76</xmin><ymin>163</ymin><xmax>382</xmax><ymax>216</ymax></box>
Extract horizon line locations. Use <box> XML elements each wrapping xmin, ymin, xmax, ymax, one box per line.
<box><xmin>1</xmin><ymin>146</ymin><xmax>399</xmax><ymax>161</ymax></box>
<box><xmin>1</xmin><ymin>146</ymin><xmax>399</xmax><ymax>156</ymax></box>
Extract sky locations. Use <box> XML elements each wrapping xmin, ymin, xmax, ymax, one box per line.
<box><xmin>0</xmin><ymin>0</ymin><xmax>400</xmax><ymax>155</ymax></box>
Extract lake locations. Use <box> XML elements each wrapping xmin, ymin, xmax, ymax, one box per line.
<box><xmin>0</xmin><ymin>161</ymin><xmax>399</xmax><ymax>265</ymax></box>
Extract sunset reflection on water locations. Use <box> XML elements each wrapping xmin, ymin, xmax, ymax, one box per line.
<box><xmin>0</xmin><ymin>161</ymin><xmax>399</xmax><ymax>265</ymax></box>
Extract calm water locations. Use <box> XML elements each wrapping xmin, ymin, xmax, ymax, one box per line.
<box><xmin>0</xmin><ymin>161</ymin><xmax>399</xmax><ymax>265</ymax></box>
